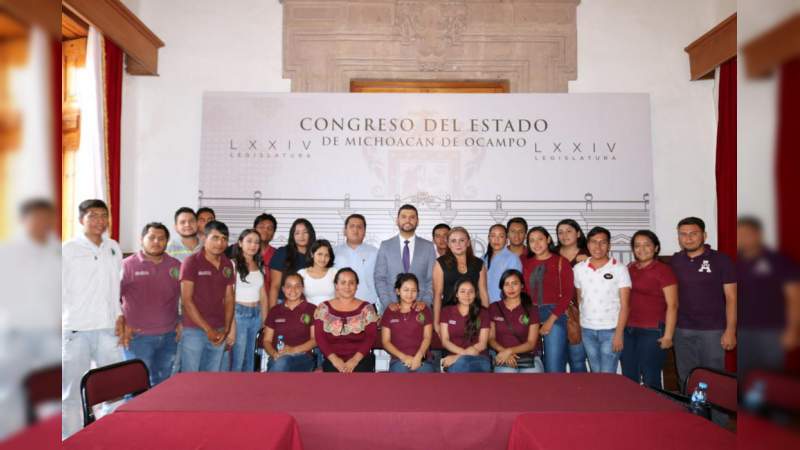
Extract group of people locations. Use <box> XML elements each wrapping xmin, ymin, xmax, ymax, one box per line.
<box><xmin>65</xmin><ymin>197</ymin><xmax>774</xmax><ymax>437</ymax></box>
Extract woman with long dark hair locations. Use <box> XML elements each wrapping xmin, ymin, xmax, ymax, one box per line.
<box><xmin>227</xmin><ymin>229</ymin><xmax>267</xmax><ymax>372</ymax></box>
<box><xmin>268</xmin><ymin>218</ymin><xmax>316</xmax><ymax>308</ymax></box>
<box><xmin>521</xmin><ymin>226</ymin><xmax>574</xmax><ymax>373</ymax></box>
<box><xmin>489</xmin><ymin>270</ymin><xmax>542</xmax><ymax>373</ymax></box>
<box><xmin>298</xmin><ymin>239</ymin><xmax>336</xmax><ymax>306</ymax></box>
<box><xmin>264</xmin><ymin>273</ymin><xmax>317</xmax><ymax>372</ymax></box>
<box><xmin>439</xmin><ymin>277</ymin><xmax>491</xmax><ymax>373</ymax></box>
<box><xmin>555</xmin><ymin>218</ymin><xmax>590</xmax><ymax>373</ymax></box>
<box><xmin>432</xmin><ymin>227</ymin><xmax>489</xmax><ymax>334</ymax></box>
<box><xmin>483</xmin><ymin>224</ymin><xmax>523</xmax><ymax>304</ymax></box>
<box><xmin>381</xmin><ymin>273</ymin><xmax>434</xmax><ymax>373</ymax></box>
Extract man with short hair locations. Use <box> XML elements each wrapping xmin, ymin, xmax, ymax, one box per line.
<box><xmin>374</xmin><ymin>204</ymin><xmax>436</xmax><ymax>313</ymax></box>
<box><xmin>196</xmin><ymin>207</ymin><xmax>216</xmax><ymax>244</ymax></box>
<box><xmin>166</xmin><ymin>207</ymin><xmax>200</xmax><ymax>262</ymax></box>
<box><xmin>179</xmin><ymin>220</ymin><xmax>235</xmax><ymax>372</ymax></box>
<box><xmin>506</xmin><ymin>217</ymin><xmax>528</xmax><ymax>257</ymax></box>
<box><xmin>671</xmin><ymin>217</ymin><xmax>737</xmax><ymax>387</ymax></box>
<box><xmin>121</xmin><ymin>223</ymin><xmax>182</xmax><ymax>386</ymax></box>
<box><xmin>334</xmin><ymin>214</ymin><xmax>378</xmax><ymax>304</ymax></box>
<box><xmin>61</xmin><ymin>199</ymin><xmax>124</xmax><ymax>438</ymax></box>
<box><xmin>573</xmin><ymin>226</ymin><xmax>631</xmax><ymax>373</ymax></box>
<box><xmin>432</xmin><ymin>223</ymin><xmax>451</xmax><ymax>258</ymax></box>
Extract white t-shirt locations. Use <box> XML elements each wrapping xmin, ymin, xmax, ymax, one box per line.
<box><xmin>233</xmin><ymin>262</ymin><xmax>264</xmax><ymax>304</ymax></box>
<box><xmin>298</xmin><ymin>268</ymin><xmax>336</xmax><ymax>306</ymax></box>
<box><xmin>573</xmin><ymin>257</ymin><xmax>632</xmax><ymax>330</ymax></box>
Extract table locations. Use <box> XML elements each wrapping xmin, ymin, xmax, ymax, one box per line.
<box><xmin>63</xmin><ymin>410</ymin><xmax>304</xmax><ymax>450</ymax></box>
<box><xmin>117</xmin><ymin>373</ymin><xmax>684</xmax><ymax>450</ymax></box>
<box><xmin>507</xmin><ymin>411</ymin><xmax>735</xmax><ymax>450</ymax></box>
<box><xmin>0</xmin><ymin>416</ymin><xmax>59</xmax><ymax>450</ymax></box>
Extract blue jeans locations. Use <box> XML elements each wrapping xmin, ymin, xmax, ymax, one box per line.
<box><xmin>447</xmin><ymin>355</ymin><xmax>491</xmax><ymax>373</ymax></box>
<box><xmin>267</xmin><ymin>353</ymin><xmax>315</xmax><ymax>372</ymax></box>
<box><xmin>568</xmin><ymin>343</ymin><xmax>588</xmax><ymax>372</ymax></box>
<box><xmin>537</xmin><ymin>304</ymin><xmax>568</xmax><ymax>373</ymax></box>
<box><xmin>123</xmin><ymin>331</ymin><xmax>177</xmax><ymax>386</ymax></box>
<box><xmin>230</xmin><ymin>304</ymin><xmax>261</xmax><ymax>372</ymax></box>
<box><xmin>621</xmin><ymin>326</ymin><xmax>665</xmax><ymax>388</ymax></box>
<box><xmin>582</xmin><ymin>327</ymin><xmax>621</xmax><ymax>373</ymax></box>
<box><xmin>179</xmin><ymin>327</ymin><xmax>226</xmax><ymax>372</ymax></box>
<box><xmin>389</xmin><ymin>359</ymin><xmax>435</xmax><ymax>373</ymax></box>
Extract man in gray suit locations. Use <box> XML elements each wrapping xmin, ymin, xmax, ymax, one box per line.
<box><xmin>374</xmin><ymin>204</ymin><xmax>437</xmax><ymax>313</ymax></box>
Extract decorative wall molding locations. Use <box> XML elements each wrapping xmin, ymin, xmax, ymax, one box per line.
<box><xmin>282</xmin><ymin>0</ymin><xmax>579</xmax><ymax>92</ymax></box>
<box><xmin>684</xmin><ymin>13</ymin><xmax>736</xmax><ymax>81</ymax></box>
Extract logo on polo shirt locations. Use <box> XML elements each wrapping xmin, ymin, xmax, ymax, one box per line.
<box><xmin>134</xmin><ymin>270</ymin><xmax>150</xmax><ymax>277</ymax></box>
<box><xmin>519</xmin><ymin>314</ymin><xmax>530</xmax><ymax>326</ymax></box>
<box><xmin>223</xmin><ymin>267</ymin><xmax>233</xmax><ymax>278</ymax></box>
<box><xmin>300</xmin><ymin>313</ymin><xmax>312</xmax><ymax>325</ymax></box>
<box><xmin>169</xmin><ymin>267</ymin><xmax>180</xmax><ymax>279</ymax></box>
<box><xmin>603</xmin><ymin>273</ymin><xmax>614</xmax><ymax>280</ymax></box>
<box><xmin>475</xmin><ymin>318</ymin><xmax>481</xmax><ymax>328</ymax></box>
<box><xmin>698</xmin><ymin>260</ymin><xmax>712</xmax><ymax>273</ymax></box>
<box><xmin>416</xmin><ymin>312</ymin><xmax>426</xmax><ymax>324</ymax></box>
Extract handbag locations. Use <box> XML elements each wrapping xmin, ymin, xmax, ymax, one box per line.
<box><xmin>496</xmin><ymin>303</ymin><xmax>536</xmax><ymax>369</ymax></box>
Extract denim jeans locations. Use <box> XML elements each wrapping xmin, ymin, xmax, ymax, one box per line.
<box><xmin>123</xmin><ymin>331</ymin><xmax>177</xmax><ymax>386</ymax></box>
<box><xmin>537</xmin><ymin>304</ymin><xmax>568</xmax><ymax>373</ymax></box>
<box><xmin>179</xmin><ymin>327</ymin><xmax>226</xmax><ymax>372</ymax></box>
<box><xmin>581</xmin><ymin>327</ymin><xmax>620</xmax><ymax>373</ymax></box>
<box><xmin>62</xmin><ymin>329</ymin><xmax>123</xmax><ymax>439</ymax></box>
<box><xmin>230</xmin><ymin>304</ymin><xmax>261</xmax><ymax>372</ymax></box>
<box><xmin>389</xmin><ymin>359</ymin><xmax>435</xmax><ymax>373</ymax></box>
<box><xmin>446</xmin><ymin>355</ymin><xmax>492</xmax><ymax>373</ymax></box>
<box><xmin>568</xmin><ymin>343</ymin><xmax>588</xmax><ymax>373</ymax></box>
<box><xmin>621</xmin><ymin>326</ymin><xmax>665</xmax><ymax>388</ymax></box>
<box><xmin>493</xmin><ymin>356</ymin><xmax>543</xmax><ymax>373</ymax></box>
<box><xmin>267</xmin><ymin>353</ymin><xmax>316</xmax><ymax>372</ymax></box>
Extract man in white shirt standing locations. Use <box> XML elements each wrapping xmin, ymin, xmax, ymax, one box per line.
<box><xmin>334</xmin><ymin>214</ymin><xmax>378</xmax><ymax>304</ymax></box>
<box><xmin>62</xmin><ymin>199</ymin><xmax>125</xmax><ymax>439</ymax></box>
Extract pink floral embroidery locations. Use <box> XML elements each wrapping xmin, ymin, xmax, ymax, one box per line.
<box><xmin>315</xmin><ymin>302</ymin><xmax>379</xmax><ymax>336</ymax></box>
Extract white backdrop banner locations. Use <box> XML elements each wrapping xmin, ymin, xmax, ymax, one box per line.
<box><xmin>200</xmin><ymin>93</ymin><xmax>653</xmax><ymax>261</ymax></box>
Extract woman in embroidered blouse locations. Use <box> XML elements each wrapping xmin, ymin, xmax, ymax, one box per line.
<box><xmin>314</xmin><ymin>267</ymin><xmax>379</xmax><ymax>372</ymax></box>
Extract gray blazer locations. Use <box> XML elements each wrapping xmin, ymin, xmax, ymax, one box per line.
<box><xmin>374</xmin><ymin>235</ymin><xmax>436</xmax><ymax>311</ymax></box>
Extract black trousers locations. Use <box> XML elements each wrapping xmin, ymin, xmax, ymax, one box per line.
<box><xmin>322</xmin><ymin>353</ymin><xmax>375</xmax><ymax>373</ymax></box>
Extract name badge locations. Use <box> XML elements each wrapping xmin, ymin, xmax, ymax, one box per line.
<box><xmin>448</xmin><ymin>320</ymin><xmax>457</xmax><ymax>325</ymax></box>
<box><xmin>198</xmin><ymin>270</ymin><xmax>212</xmax><ymax>276</ymax></box>
<box><xmin>390</xmin><ymin>319</ymin><xmax>400</xmax><ymax>324</ymax></box>
<box><xmin>494</xmin><ymin>317</ymin><xmax>504</xmax><ymax>321</ymax></box>
<box><xmin>134</xmin><ymin>270</ymin><xmax>150</xmax><ymax>277</ymax></box>
<box><xmin>274</xmin><ymin>318</ymin><xmax>286</xmax><ymax>323</ymax></box>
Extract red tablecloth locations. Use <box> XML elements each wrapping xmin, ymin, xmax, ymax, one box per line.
<box><xmin>507</xmin><ymin>411</ymin><xmax>735</xmax><ymax>450</ymax></box>
<box><xmin>116</xmin><ymin>373</ymin><xmax>683</xmax><ymax>450</ymax></box>
<box><xmin>63</xmin><ymin>411</ymin><xmax>303</xmax><ymax>450</ymax></box>
<box><xmin>0</xmin><ymin>416</ymin><xmax>59</xmax><ymax>450</ymax></box>
<box><xmin>738</xmin><ymin>413</ymin><xmax>800</xmax><ymax>450</ymax></box>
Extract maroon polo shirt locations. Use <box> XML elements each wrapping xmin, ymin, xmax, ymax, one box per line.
<box><xmin>670</xmin><ymin>245</ymin><xmax>736</xmax><ymax>330</ymax></box>
<box><xmin>121</xmin><ymin>251</ymin><xmax>181</xmax><ymax>335</ymax></box>
<box><xmin>380</xmin><ymin>305</ymin><xmax>433</xmax><ymax>361</ymax></box>
<box><xmin>489</xmin><ymin>301</ymin><xmax>540</xmax><ymax>356</ymax></box>
<box><xmin>265</xmin><ymin>300</ymin><xmax>316</xmax><ymax>349</ymax></box>
<box><xmin>180</xmin><ymin>250</ymin><xmax>235</xmax><ymax>330</ymax></box>
<box><xmin>440</xmin><ymin>305</ymin><xmax>490</xmax><ymax>356</ymax></box>
<box><xmin>627</xmin><ymin>260</ymin><xmax>678</xmax><ymax>329</ymax></box>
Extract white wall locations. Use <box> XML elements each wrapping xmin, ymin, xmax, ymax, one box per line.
<box><xmin>120</xmin><ymin>0</ymin><xmax>289</xmax><ymax>251</ymax></box>
<box><xmin>569</xmin><ymin>0</ymin><xmax>736</xmax><ymax>253</ymax></box>
<box><xmin>120</xmin><ymin>0</ymin><xmax>735</xmax><ymax>253</ymax></box>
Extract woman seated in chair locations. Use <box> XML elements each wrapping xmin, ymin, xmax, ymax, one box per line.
<box><xmin>263</xmin><ymin>273</ymin><xmax>317</xmax><ymax>372</ymax></box>
<box><xmin>489</xmin><ymin>269</ymin><xmax>543</xmax><ymax>373</ymax></box>
<box><xmin>380</xmin><ymin>273</ymin><xmax>434</xmax><ymax>373</ymax></box>
<box><xmin>314</xmin><ymin>268</ymin><xmax>379</xmax><ymax>373</ymax></box>
<box><xmin>439</xmin><ymin>277</ymin><xmax>491</xmax><ymax>373</ymax></box>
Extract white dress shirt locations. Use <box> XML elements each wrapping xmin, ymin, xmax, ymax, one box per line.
<box><xmin>62</xmin><ymin>234</ymin><xmax>123</xmax><ymax>330</ymax></box>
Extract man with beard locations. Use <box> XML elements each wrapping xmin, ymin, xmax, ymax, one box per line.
<box><xmin>166</xmin><ymin>207</ymin><xmax>201</xmax><ymax>262</ymax></box>
<box><xmin>506</xmin><ymin>217</ymin><xmax>528</xmax><ymax>257</ymax></box>
<box><xmin>670</xmin><ymin>217</ymin><xmax>737</xmax><ymax>388</ymax></box>
<box><xmin>432</xmin><ymin>223</ymin><xmax>451</xmax><ymax>258</ymax></box>
<box><xmin>120</xmin><ymin>223</ymin><xmax>182</xmax><ymax>386</ymax></box>
<box><xmin>374</xmin><ymin>204</ymin><xmax>436</xmax><ymax>313</ymax></box>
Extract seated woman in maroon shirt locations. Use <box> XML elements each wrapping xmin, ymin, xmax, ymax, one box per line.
<box><xmin>381</xmin><ymin>273</ymin><xmax>434</xmax><ymax>373</ymax></box>
<box><xmin>489</xmin><ymin>269</ymin><xmax>542</xmax><ymax>373</ymax></box>
<box><xmin>314</xmin><ymin>268</ymin><xmax>379</xmax><ymax>372</ymax></box>
<box><xmin>439</xmin><ymin>277</ymin><xmax>491</xmax><ymax>372</ymax></box>
<box><xmin>263</xmin><ymin>273</ymin><xmax>317</xmax><ymax>372</ymax></box>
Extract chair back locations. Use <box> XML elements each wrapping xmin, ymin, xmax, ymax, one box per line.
<box><xmin>685</xmin><ymin>366</ymin><xmax>737</xmax><ymax>413</ymax></box>
<box><xmin>23</xmin><ymin>364</ymin><xmax>61</xmax><ymax>425</ymax></box>
<box><xmin>80</xmin><ymin>359</ymin><xmax>150</xmax><ymax>426</ymax></box>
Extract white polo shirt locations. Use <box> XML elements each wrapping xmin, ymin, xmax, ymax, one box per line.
<box><xmin>62</xmin><ymin>234</ymin><xmax>123</xmax><ymax>331</ymax></box>
<box><xmin>573</xmin><ymin>257</ymin><xmax>631</xmax><ymax>330</ymax></box>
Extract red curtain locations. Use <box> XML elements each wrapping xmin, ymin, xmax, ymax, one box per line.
<box><xmin>777</xmin><ymin>59</ymin><xmax>800</xmax><ymax>374</ymax></box>
<box><xmin>104</xmin><ymin>38</ymin><xmax>123</xmax><ymax>241</ymax></box>
<box><xmin>715</xmin><ymin>57</ymin><xmax>737</xmax><ymax>372</ymax></box>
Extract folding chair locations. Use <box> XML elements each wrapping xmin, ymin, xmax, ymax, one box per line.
<box><xmin>23</xmin><ymin>364</ymin><xmax>61</xmax><ymax>425</ymax></box>
<box><xmin>80</xmin><ymin>359</ymin><xmax>150</xmax><ymax>426</ymax></box>
<box><xmin>685</xmin><ymin>366</ymin><xmax>738</xmax><ymax>419</ymax></box>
